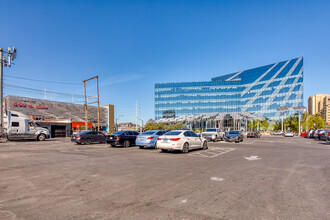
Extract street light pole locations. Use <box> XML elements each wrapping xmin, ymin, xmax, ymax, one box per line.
<box><xmin>138</xmin><ymin>118</ymin><xmax>144</xmax><ymax>133</ymax></box>
<box><xmin>293</xmin><ymin>106</ymin><xmax>307</xmax><ymax>136</ymax></box>
<box><xmin>325</xmin><ymin>104</ymin><xmax>329</xmax><ymax>129</ymax></box>
<box><xmin>115</xmin><ymin>115</ymin><xmax>124</xmax><ymax>131</ymax></box>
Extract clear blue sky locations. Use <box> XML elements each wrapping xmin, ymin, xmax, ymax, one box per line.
<box><xmin>2</xmin><ymin>0</ymin><xmax>330</xmax><ymax>123</ymax></box>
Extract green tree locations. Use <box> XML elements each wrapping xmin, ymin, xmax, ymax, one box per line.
<box><xmin>167</xmin><ymin>123</ymin><xmax>187</xmax><ymax>130</ymax></box>
<box><xmin>143</xmin><ymin>122</ymin><xmax>187</xmax><ymax>131</ymax></box>
<box><xmin>284</xmin><ymin>115</ymin><xmax>299</xmax><ymax>132</ymax></box>
<box><xmin>307</xmin><ymin>113</ymin><xmax>325</xmax><ymax>130</ymax></box>
<box><xmin>260</xmin><ymin>119</ymin><xmax>270</xmax><ymax>131</ymax></box>
<box><xmin>247</xmin><ymin>119</ymin><xmax>269</xmax><ymax>131</ymax></box>
<box><xmin>79</xmin><ymin>126</ymin><xmax>86</xmax><ymax>131</ymax></box>
<box><xmin>271</xmin><ymin>120</ymin><xmax>282</xmax><ymax>131</ymax></box>
<box><xmin>301</xmin><ymin>112</ymin><xmax>309</xmax><ymax>131</ymax></box>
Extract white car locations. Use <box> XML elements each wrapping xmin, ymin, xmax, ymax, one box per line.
<box><xmin>284</xmin><ymin>131</ymin><xmax>294</xmax><ymax>137</ymax></box>
<box><xmin>157</xmin><ymin>130</ymin><xmax>208</xmax><ymax>153</ymax></box>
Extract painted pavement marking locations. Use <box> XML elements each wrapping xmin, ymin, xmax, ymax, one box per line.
<box><xmin>244</xmin><ymin>155</ymin><xmax>261</xmax><ymax>161</ymax></box>
<box><xmin>190</xmin><ymin>147</ymin><xmax>235</xmax><ymax>158</ymax></box>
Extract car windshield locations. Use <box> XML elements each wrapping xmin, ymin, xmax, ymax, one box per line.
<box><xmin>164</xmin><ymin>131</ymin><xmax>181</xmax><ymax>136</ymax></box>
<box><xmin>142</xmin><ymin>131</ymin><xmax>156</xmax><ymax>135</ymax></box>
<box><xmin>112</xmin><ymin>131</ymin><xmax>125</xmax><ymax>135</ymax></box>
<box><xmin>205</xmin><ymin>129</ymin><xmax>217</xmax><ymax>132</ymax></box>
<box><xmin>77</xmin><ymin>131</ymin><xmax>91</xmax><ymax>135</ymax></box>
<box><xmin>229</xmin><ymin>131</ymin><xmax>239</xmax><ymax>135</ymax></box>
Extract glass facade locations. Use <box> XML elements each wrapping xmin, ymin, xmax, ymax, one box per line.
<box><xmin>155</xmin><ymin>57</ymin><xmax>304</xmax><ymax>121</ymax></box>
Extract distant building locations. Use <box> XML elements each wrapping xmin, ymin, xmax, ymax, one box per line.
<box><xmin>321</xmin><ymin>95</ymin><xmax>330</xmax><ymax>128</ymax></box>
<box><xmin>155</xmin><ymin>57</ymin><xmax>304</xmax><ymax>121</ymax></box>
<box><xmin>308</xmin><ymin>93</ymin><xmax>330</xmax><ymax>128</ymax></box>
<box><xmin>308</xmin><ymin>93</ymin><xmax>327</xmax><ymax>115</ymax></box>
<box><xmin>5</xmin><ymin>95</ymin><xmax>115</xmax><ymax>136</ymax></box>
<box><xmin>118</xmin><ymin>122</ymin><xmax>137</xmax><ymax>131</ymax></box>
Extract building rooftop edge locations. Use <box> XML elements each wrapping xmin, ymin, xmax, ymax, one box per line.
<box><xmin>154</xmin><ymin>56</ymin><xmax>303</xmax><ymax>85</ymax></box>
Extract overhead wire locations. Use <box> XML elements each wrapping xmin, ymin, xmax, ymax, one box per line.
<box><xmin>4</xmin><ymin>75</ymin><xmax>81</xmax><ymax>85</ymax></box>
<box><xmin>3</xmin><ymin>75</ymin><xmax>155</xmax><ymax>121</ymax></box>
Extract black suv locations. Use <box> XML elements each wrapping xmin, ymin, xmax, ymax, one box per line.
<box><xmin>107</xmin><ymin>130</ymin><xmax>140</xmax><ymax>147</ymax></box>
<box><xmin>224</xmin><ymin>130</ymin><xmax>244</xmax><ymax>143</ymax></box>
<box><xmin>246</xmin><ymin>131</ymin><xmax>261</xmax><ymax>138</ymax></box>
<box><xmin>71</xmin><ymin>131</ymin><xmax>107</xmax><ymax>145</ymax></box>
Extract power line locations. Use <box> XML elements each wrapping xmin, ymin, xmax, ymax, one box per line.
<box><xmin>4</xmin><ymin>84</ymin><xmax>86</xmax><ymax>98</ymax></box>
<box><xmin>4</xmin><ymin>75</ymin><xmax>81</xmax><ymax>85</ymax></box>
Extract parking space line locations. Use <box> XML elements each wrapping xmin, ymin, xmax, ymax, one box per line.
<box><xmin>209</xmin><ymin>148</ymin><xmax>236</xmax><ymax>158</ymax></box>
<box><xmin>190</xmin><ymin>148</ymin><xmax>235</xmax><ymax>158</ymax></box>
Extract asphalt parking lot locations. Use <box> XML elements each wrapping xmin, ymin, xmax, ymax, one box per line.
<box><xmin>0</xmin><ymin>136</ymin><xmax>329</xmax><ymax>220</ymax></box>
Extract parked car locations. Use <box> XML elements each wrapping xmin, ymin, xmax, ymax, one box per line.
<box><xmin>224</xmin><ymin>130</ymin><xmax>244</xmax><ymax>143</ymax></box>
<box><xmin>318</xmin><ymin>129</ymin><xmax>330</xmax><ymax>141</ymax></box>
<box><xmin>307</xmin><ymin>130</ymin><xmax>315</xmax><ymax>138</ymax></box>
<box><xmin>157</xmin><ymin>130</ymin><xmax>207</xmax><ymax>153</ymax></box>
<box><xmin>312</xmin><ymin>129</ymin><xmax>323</xmax><ymax>139</ymax></box>
<box><xmin>106</xmin><ymin>130</ymin><xmax>140</xmax><ymax>147</ymax></box>
<box><xmin>283</xmin><ymin>131</ymin><xmax>294</xmax><ymax>137</ymax></box>
<box><xmin>71</xmin><ymin>131</ymin><xmax>107</xmax><ymax>144</ymax></box>
<box><xmin>136</xmin><ymin>130</ymin><xmax>168</xmax><ymax>149</ymax></box>
<box><xmin>246</xmin><ymin>131</ymin><xmax>261</xmax><ymax>138</ymax></box>
<box><xmin>300</xmin><ymin>132</ymin><xmax>308</xmax><ymax>138</ymax></box>
<box><xmin>271</xmin><ymin>131</ymin><xmax>283</xmax><ymax>135</ymax></box>
<box><xmin>201</xmin><ymin>128</ymin><xmax>225</xmax><ymax>142</ymax></box>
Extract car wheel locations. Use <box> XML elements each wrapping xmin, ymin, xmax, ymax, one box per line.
<box><xmin>139</xmin><ymin>146</ymin><xmax>144</xmax><ymax>149</ymax></box>
<box><xmin>202</xmin><ymin>141</ymin><xmax>208</xmax><ymax>150</ymax></box>
<box><xmin>111</xmin><ymin>145</ymin><xmax>116</xmax><ymax>147</ymax></box>
<box><xmin>161</xmin><ymin>149</ymin><xmax>167</xmax><ymax>153</ymax></box>
<box><xmin>76</xmin><ymin>142</ymin><xmax>81</xmax><ymax>145</ymax></box>
<box><xmin>37</xmin><ymin>134</ymin><xmax>46</xmax><ymax>141</ymax></box>
<box><xmin>182</xmin><ymin>143</ymin><xmax>189</xmax><ymax>153</ymax></box>
<box><xmin>123</xmin><ymin>140</ymin><xmax>130</xmax><ymax>148</ymax></box>
<box><xmin>84</xmin><ymin>138</ymin><xmax>91</xmax><ymax>145</ymax></box>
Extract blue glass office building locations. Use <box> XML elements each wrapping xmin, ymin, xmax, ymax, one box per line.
<box><xmin>155</xmin><ymin>57</ymin><xmax>304</xmax><ymax>121</ymax></box>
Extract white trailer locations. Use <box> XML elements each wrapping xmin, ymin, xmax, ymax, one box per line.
<box><xmin>4</xmin><ymin>110</ymin><xmax>50</xmax><ymax>141</ymax></box>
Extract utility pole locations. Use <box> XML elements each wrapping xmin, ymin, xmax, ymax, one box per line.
<box><xmin>138</xmin><ymin>118</ymin><xmax>144</xmax><ymax>132</ymax></box>
<box><xmin>136</xmin><ymin>101</ymin><xmax>138</xmax><ymax>131</ymax></box>
<box><xmin>0</xmin><ymin>47</ymin><xmax>17</xmax><ymax>137</ymax></box>
<box><xmin>83</xmin><ymin>76</ymin><xmax>100</xmax><ymax>131</ymax></box>
<box><xmin>115</xmin><ymin>115</ymin><xmax>123</xmax><ymax>132</ymax></box>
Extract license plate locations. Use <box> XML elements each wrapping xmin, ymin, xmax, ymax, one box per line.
<box><xmin>140</xmin><ymin>137</ymin><xmax>145</xmax><ymax>140</ymax></box>
<box><xmin>163</xmin><ymin>139</ymin><xmax>168</xmax><ymax>142</ymax></box>
<box><xmin>110</xmin><ymin>137</ymin><xmax>113</xmax><ymax>139</ymax></box>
